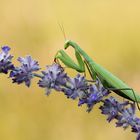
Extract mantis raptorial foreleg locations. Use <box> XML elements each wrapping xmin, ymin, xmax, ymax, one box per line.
<box><xmin>55</xmin><ymin>49</ymin><xmax>85</xmax><ymax>73</ymax></box>
<box><xmin>55</xmin><ymin>49</ymin><xmax>97</xmax><ymax>81</ymax></box>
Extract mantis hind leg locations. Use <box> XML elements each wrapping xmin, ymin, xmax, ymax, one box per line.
<box><xmin>108</xmin><ymin>88</ymin><xmax>140</xmax><ymax>111</ymax></box>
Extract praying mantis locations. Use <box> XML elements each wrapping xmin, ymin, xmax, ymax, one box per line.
<box><xmin>55</xmin><ymin>39</ymin><xmax>140</xmax><ymax>109</ymax></box>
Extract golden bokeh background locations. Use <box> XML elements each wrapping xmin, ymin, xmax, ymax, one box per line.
<box><xmin>0</xmin><ymin>0</ymin><xmax>140</xmax><ymax>140</ymax></box>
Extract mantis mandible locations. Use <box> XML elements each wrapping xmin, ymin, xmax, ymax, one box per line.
<box><xmin>55</xmin><ymin>40</ymin><xmax>140</xmax><ymax>109</ymax></box>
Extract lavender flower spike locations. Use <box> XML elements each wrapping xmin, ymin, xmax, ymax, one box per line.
<box><xmin>0</xmin><ymin>46</ymin><xmax>14</xmax><ymax>74</ymax></box>
<box><xmin>62</xmin><ymin>74</ymin><xmax>89</xmax><ymax>100</ymax></box>
<box><xmin>10</xmin><ymin>55</ymin><xmax>40</xmax><ymax>87</ymax></box>
<box><xmin>100</xmin><ymin>97</ymin><xmax>129</xmax><ymax>122</ymax></box>
<box><xmin>38</xmin><ymin>63</ymin><xmax>68</xmax><ymax>95</ymax></box>
<box><xmin>116</xmin><ymin>103</ymin><xmax>136</xmax><ymax>129</ymax></box>
<box><xmin>78</xmin><ymin>78</ymin><xmax>110</xmax><ymax>112</ymax></box>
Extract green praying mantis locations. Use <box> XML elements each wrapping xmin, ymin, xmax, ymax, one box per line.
<box><xmin>54</xmin><ymin>23</ymin><xmax>140</xmax><ymax>109</ymax></box>
<box><xmin>54</xmin><ymin>39</ymin><xmax>140</xmax><ymax>109</ymax></box>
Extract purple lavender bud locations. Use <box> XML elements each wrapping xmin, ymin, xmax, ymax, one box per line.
<box><xmin>78</xmin><ymin>78</ymin><xmax>110</xmax><ymax>112</ymax></box>
<box><xmin>0</xmin><ymin>46</ymin><xmax>14</xmax><ymax>74</ymax></box>
<box><xmin>62</xmin><ymin>74</ymin><xmax>89</xmax><ymax>99</ymax></box>
<box><xmin>132</xmin><ymin>125</ymin><xmax>140</xmax><ymax>133</ymax></box>
<box><xmin>38</xmin><ymin>63</ymin><xmax>68</xmax><ymax>95</ymax></box>
<box><xmin>99</xmin><ymin>97</ymin><xmax>129</xmax><ymax>122</ymax></box>
<box><xmin>132</xmin><ymin>125</ymin><xmax>140</xmax><ymax>140</ymax></box>
<box><xmin>100</xmin><ymin>96</ymin><xmax>140</xmax><ymax>140</ymax></box>
<box><xmin>137</xmin><ymin>132</ymin><xmax>140</xmax><ymax>140</ymax></box>
<box><xmin>10</xmin><ymin>56</ymin><xmax>40</xmax><ymax>87</ymax></box>
<box><xmin>116</xmin><ymin>103</ymin><xmax>136</xmax><ymax>129</ymax></box>
<box><xmin>131</xmin><ymin>118</ymin><xmax>140</xmax><ymax>140</ymax></box>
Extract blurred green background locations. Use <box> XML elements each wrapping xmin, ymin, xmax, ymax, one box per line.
<box><xmin>0</xmin><ymin>0</ymin><xmax>140</xmax><ymax>140</ymax></box>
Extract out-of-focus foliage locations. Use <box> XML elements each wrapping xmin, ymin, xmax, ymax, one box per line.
<box><xmin>0</xmin><ymin>0</ymin><xmax>140</xmax><ymax>140</ymax></box>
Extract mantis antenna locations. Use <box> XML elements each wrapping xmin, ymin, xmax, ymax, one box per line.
<box><xmin>58</xmin><ymin>21</ymin><xmax>67</xmax><ymax>41</ymax></box>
